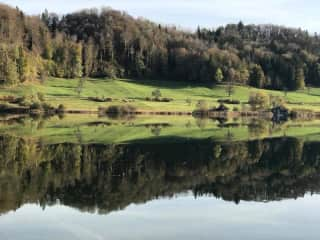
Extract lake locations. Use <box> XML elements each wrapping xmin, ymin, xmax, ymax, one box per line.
<box><xmin>0</xmin><ymin>115</ymin><xmax>320</xmax><ymax>239</ymax></box>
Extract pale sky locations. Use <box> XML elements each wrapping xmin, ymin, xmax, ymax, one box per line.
<box><xmin>1</xmin><ymin>0</ymin><xmax>319</xmax><ymax>32</ymax></box>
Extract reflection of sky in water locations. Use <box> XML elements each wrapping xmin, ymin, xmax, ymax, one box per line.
<box><xmin>0</xmin><ymin>193</ymin><xmax>319</xmax><ymax>240</ymax></box>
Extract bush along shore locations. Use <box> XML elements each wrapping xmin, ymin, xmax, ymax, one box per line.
<box><xmin>0</xmin><ymin>103</ymin><xmax>65</xmax><ymax>115</ymax></box>
<box><xmin>192</xmin><ymin>104</ymin><xmax>320</xmax><ymax>122</ymax></box>
<box><xmin>1</xmin><ymin>98</ymin><xmax>320</xmax><ymax>122</ymax></box>
<box><xmin>97</xmin><ymin>103</ymin><xmax>278</xmax><ymax>121</ymax></box>
<box><xmin>2</xmin><ymin>101</ymin><xmax>320</xmax><ymax>123</ymax></box>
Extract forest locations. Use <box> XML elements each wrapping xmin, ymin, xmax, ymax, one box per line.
<box><xmin>0</xmin><ymin>3</ymin><xmax>319</xmax><ymax>91</ymax></box>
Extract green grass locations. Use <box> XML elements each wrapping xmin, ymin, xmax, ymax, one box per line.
<box><xmin>1</xmin><ymin>77</ymin><xmax>320</xmax><ymax>112</ymax></box>
<box><xmin>2</xmin><ymin>114</ymin><xmax>320</xmax><ymax>144</ymax></box>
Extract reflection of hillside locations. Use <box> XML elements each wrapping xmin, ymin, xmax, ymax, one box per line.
<box><xmin>4</xmin><ymin>115</ymin><xmax>320</xmax><ymax>144</ymax></box>
<box><xmin>0</xmin><ymin>135</ymin><xmax>320</xmax><ymax>215</ymax></box>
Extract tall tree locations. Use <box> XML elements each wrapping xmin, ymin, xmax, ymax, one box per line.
<box><xmin>16</xmin><ymin>46</ymin><xmax>28</xmax><ymax>82</ymax></box>
<box><xmin>294</xmin><ymin>67</ymin><xmax>305</xmax><ymax>90</ymax></box>
<box><xmin>215</xmin><ymin>68</ymin><xmax>224</xmax><ymax>83</ymax></box>
<box><xmin>68</xmin><ymin>43</ymin><xmax>83</xmax><ymax>78</ymax></box>
<box><xmin>83</xmin><ymin>38</ymin><xmax>95</xmax><ymax>77</ymax></box>
<box><xmin>249</xmin><ymin>64</ymin><xmax>265</xmax><ymax>88</ymax></box>
<box><xmin>0</xmin><ymin>45</ymin><xmax>18</xmax><ymax>85</ymax></box>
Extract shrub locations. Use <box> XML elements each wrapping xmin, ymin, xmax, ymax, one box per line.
<box><xmin>269</xmin><ymin>95</ymin><xmax>285</xmax><ymax>107</ymax></box>
<box><xmin>151</xmin><ymin>89</ymin><xmax>162</xmax><ymax>99</ymax></box>
<box><xmin>57</xmin><ymin>104</ymin><xmax>66</xmax><ymax>113</ymax></box>
<box><xmin>160</xmin><ymin>97</ymin><xmax>173</xmax><ymax>102</ymax></box>
<box><xmin>104</xmin><ymin>105</ymin><xmax>137</xmax><ymax>115</ymax></box>
<box><xmin>249</xmin><ymin>92</ymin><xmax>269</xmax><ymax>111</ymax></box>
<box><xmin>88</xmin><ymin>97</ymin><xmax>112</xmax><ymax>102</ymax></box>
<box><xmin>30</xmin><ymin>102</ymin><xmax>42</xmax><ymax>111</ymax></box>
<box><xmin>42</xmin><ymin>103</ymin><xmax>56</xmax><ymax>112</ymax></box>
<box><xmin>145</xmin><ymin>97</ymin><xmax>173</xmax><ymax>102</ymax></box>
<box><xmin>218</xmin><ymin>99</ymin><xmax>240</xmax><ymax>104</ymax></box>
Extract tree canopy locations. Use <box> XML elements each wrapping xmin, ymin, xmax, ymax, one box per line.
<box><xmin>0</xmin><ymin>4</ymin><xmax>319</xmax><ymax>91</ymax></box>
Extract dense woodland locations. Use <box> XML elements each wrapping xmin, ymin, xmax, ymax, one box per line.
<box><xmin>1</xmin><ymin>3</ymin><xmax>320</xmax><ymax>90</ymax></box>
<box><xmin>0</xmin><ymin>133</ymin><xmax>320</xmax><ymax>214</ymax></box>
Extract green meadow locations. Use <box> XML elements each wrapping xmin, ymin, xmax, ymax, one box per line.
<box><xmin>1</xmin><ymin>78</ymin><xmax>320</xmax><ymax>112</ymax></box>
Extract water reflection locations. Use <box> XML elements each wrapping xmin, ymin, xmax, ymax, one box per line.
<box><xmin>0</xmin><ymin>134</ymin><xmax>320</xmax><ymax>215</ymax></box>
<box><xmin>1</xmin><ymin>114</ymin><xmax>320</xmax><ymax>144</ymax></box>
<box><xmin>2</xmin><ymin>194</ymin><xmax>320</xmax><ymax>240</ymax></box>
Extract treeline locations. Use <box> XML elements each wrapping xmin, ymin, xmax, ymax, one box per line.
<box><xmin>0</xmin><ymin>4</ymin><xmax>83</xmax><ymax>85</ymax></box>
<box><xmin>1</xmin><ymin>3</ymin><xmax>320</xmax><ymax>90</ymax></box>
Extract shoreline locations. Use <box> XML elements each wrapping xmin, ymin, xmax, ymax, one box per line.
<box><xmin>1</xmin><ymin>105</ymin><xmax>320</xmax><ymax>121</ymax></box>
<box><xmin>0</xmin><ymin>108</ymin><xmax>318</xmax><ymax>121</ymax></box>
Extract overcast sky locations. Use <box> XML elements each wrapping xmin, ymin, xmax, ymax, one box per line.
<box><xmin>1</xmin><ymin>0</ymin><xmax>319</xmax><ymax>32</ymax></box>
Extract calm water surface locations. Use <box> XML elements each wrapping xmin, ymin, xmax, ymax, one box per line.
<box><xmin>1</xmin><ymin>194</ymin><xmax>320</xmax><ymax>240</ymax></box>
<box><xmin>0</xmin><ymin>116</ymin><xmax>320</xmax><ymax>239</ymax></box>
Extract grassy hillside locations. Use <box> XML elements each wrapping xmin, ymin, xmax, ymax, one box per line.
<box><xmin>1</xmin><ymin>78</ymin><xmax>320</xmax><ymax>112</ymax></box>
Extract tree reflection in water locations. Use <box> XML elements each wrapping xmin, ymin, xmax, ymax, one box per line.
<box><xmin>0</xmin><ymin>134</ymin><xmax>319</xmax><ymax>215</ymax></box>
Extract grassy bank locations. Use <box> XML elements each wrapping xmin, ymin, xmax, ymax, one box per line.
<box><xmin>1</xmin><ymin>78</ymin><xmax>320</xmax><ymax>112</ymax></box>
